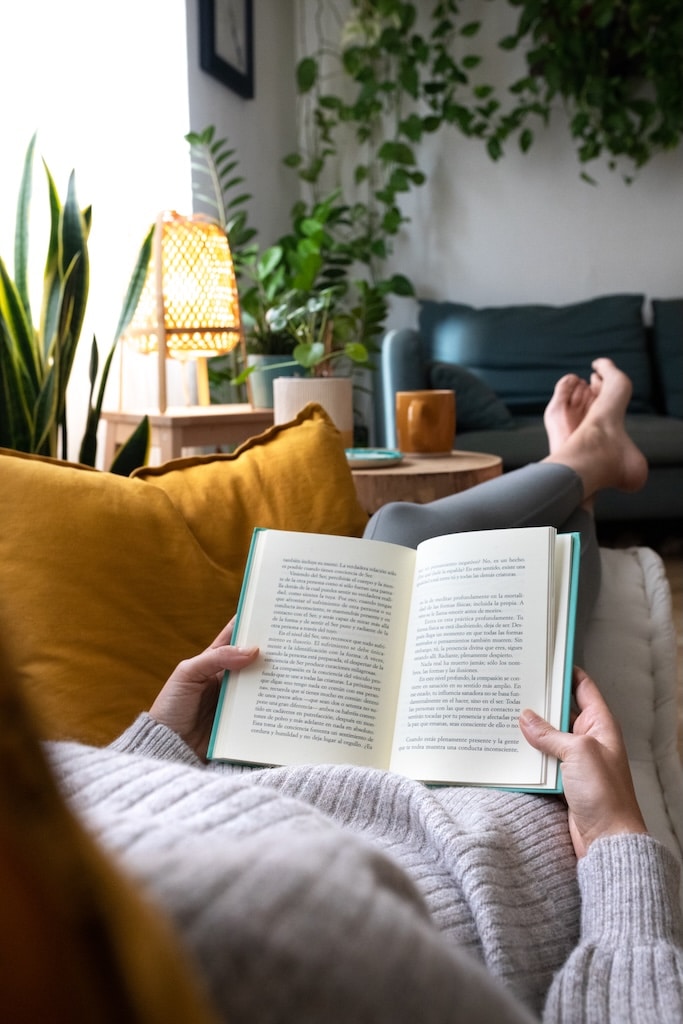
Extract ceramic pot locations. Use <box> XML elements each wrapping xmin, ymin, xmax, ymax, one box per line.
<box><xmin>273</xmin><ymin>376</ymin><xmax>353</xmax><ymax>447</ymax></box>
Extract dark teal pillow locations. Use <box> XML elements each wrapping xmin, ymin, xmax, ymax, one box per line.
<box><xmin>419</xmin><ymin>294</ymin><xmax>654</xmax><ymax>413</ymax></box>
<box><xmin>652</xmin><ymin>299</ymin><xmax>683</xmax><ymax>418</ymax></box>
<box><xmin>429</xmin><ymin>362</ymin><xmax>515</xmax><ymax>431</ymax></box>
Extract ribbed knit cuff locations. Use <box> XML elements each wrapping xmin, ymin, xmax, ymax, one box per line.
<box><xmin>109</xmin><ymin>712</ymin><xmax>203</xmax><ymax>766</ymax></box>
<box><xmin>578</xmin><ymin>833</ymin><xmax>682</xmax><ymax>943</ymax></box>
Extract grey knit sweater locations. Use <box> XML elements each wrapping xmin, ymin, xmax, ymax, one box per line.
<box><xmin>47</xmin><ymin>714</ymin><xmax>683</xmax><ymax>1024</ymax></box>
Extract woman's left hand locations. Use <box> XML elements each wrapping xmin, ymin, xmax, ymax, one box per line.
<box><xmin>149</xmin><ymin>619</ymin><xmax>259</xmax><ymax>760</ymax></box>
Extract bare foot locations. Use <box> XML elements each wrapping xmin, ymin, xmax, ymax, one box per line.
<box><xmin>544</xmin><ymin>373</ymin><xmax>595</xmax><ymax>453</ymax></box>
<box><xmin>545</xmin><ymin>358</ymin><xmax>648</xmax><ymax>498</ymax></box>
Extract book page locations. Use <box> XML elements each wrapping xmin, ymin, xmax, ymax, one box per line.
<box><xmin>390</xmin><ymin>527</ymin><xmax>557</xmax><ymax>787</ymax></box>
<box><xmin>210</xmin><ymin>530</ymin><xmax>416</xmax><ymax>768</ymax></box>
<box><xmin>544</xmin><ymin>533</ymin><xmax>577</xmax><ymax>759</ymax></box>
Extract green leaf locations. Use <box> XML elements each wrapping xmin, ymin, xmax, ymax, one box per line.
<box><xmin>388</xmin><ymin>168</ymin><xmax>412</xmax><ymax>192</ymax></box>
<box><xmin>109</xmin><ymin>415</ymin><xmax>150</xmax><ymax>476</ymax></box>
<box><xmin>296</xmin><ymin>57</ymin><xmax>318</xmax><ymax>93</ymax></box>
<box><xmin>399</xmin><ymin>64</ymin><xmax>419</xmax><ymax>98</ymax></box>
<box><xmin>14</xmin><ymin>133</ymin><xmax>36</xmax><ymax>318</ymax></box>
<box><xmin>32</xmin><ymin>361</ymin><xmax>59</xmax><ymax>455</ymax></box>
<box><xmin>486</xmin><ymin>136</ymin><xmax>503</xmax><ymax>160</ymax></box>
<box><xmin>520</xmin><ymin>128</ymin><xmax>534</xmax><ymax>152</ymax></box>
<box><xmin>387</xmin><ymin>273</ymin><xmax>415</xmax><ymax>296</ymax></box>
<box><xmin>0</xmin><ymin>252</ymin><xmax>34</xmax><ymax>358</ymax></box>
<box><xmin>343</xmin><ymin>341</ymin><xmax>368</xmax><ymax>363</ymax></box>
<box><xmin>0</xmin><ymin>312</ymin><xmax>33</xmax><ymax>451</ymax></box>
<box><xmin>293</xmin><ymin>340</ymin><xmax>325</xmax><ymax>368</ymax></box>
<box><xmin>56</xmin><ymin>173</ymin><xmax>89</xmax><ymax>383</ymax></box>
<box><xmin>257</xmin><ymin>245</ymin><xmax>284</xmax><ymax>278</ymax></box>
<box><xmin>460</xmin><ymin>21</ymin><xmax>481</xmax><ymax>37</ymax></box>
<box><xmin>399</xmin><ymin>113</ymin><xmax>424</xmax><ymax>142</ymax></box>
<box><xmin>377</xmin><ymin>140</ymin><xmax>416</xmax><ymax>165</ymax></box>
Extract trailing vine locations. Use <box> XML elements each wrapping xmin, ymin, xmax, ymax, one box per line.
<box><xmin>289</xmin><ymin>0</ymin><xmax>683</xmax><ymax>257</ymax></box>
<box><xmin>501</xmin><ymin>0</ymin><xmax>683</xmax><ymax>178</ymax></box>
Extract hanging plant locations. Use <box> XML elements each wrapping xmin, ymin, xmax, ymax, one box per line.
<box><xmin>291</xmin><ymin>1</ymin><xmax>683</xmax><ymax>204</ymax></box>
<box><xmin>496</xmin><ymin>0</ymin><xmax>683</xmax><ymax>178</ymax></box>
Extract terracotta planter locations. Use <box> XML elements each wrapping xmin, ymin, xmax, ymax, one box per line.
<box><xmin>273</xmin><ymin>376</ymin><xmax>353</xmax><ymax>447</ymax></box>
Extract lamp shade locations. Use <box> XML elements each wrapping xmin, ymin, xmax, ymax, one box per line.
<box><xmin>126</xmin><ymin>211</ymin><xmax>243</xmax><ymax>360</ymax></box>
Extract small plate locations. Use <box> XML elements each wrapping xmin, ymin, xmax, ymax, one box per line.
<box><xmin>345</xmin><ymin>448</ymin><xmax>404</xmax><ymax>469</ymax></box>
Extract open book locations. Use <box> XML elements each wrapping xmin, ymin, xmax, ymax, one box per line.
<box><xmin>208</xmin><ymin>526</ymin><xmax>580</xmax><ymax>792</ymax></box>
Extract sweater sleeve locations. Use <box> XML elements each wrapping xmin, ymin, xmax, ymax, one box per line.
<box><xmin>543</xmin><ymin>833</ymin><xmax>683</xmax><ymax>1023</ymax></box>
<box><xmin>108</xmin><ymin>713</ymin><xmax>204</xmax><ymax>767</ymax></box>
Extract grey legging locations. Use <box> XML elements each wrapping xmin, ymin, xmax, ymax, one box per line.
<box><xmin>363</xmin><ymin>462</ymin><xmax>598</xmax><ymax>665</ymax></box>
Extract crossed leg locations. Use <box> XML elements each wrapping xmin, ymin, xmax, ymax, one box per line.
<box><xmin>364</xmin><ymin>359</ymin><xmax>648</xmax><ymax>660</ymax></box>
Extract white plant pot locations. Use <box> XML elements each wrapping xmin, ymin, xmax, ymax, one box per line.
<box><xmin>273</xmin><ymin>376</ymin><xmax>354</xmax><ymax>447</ymax></box>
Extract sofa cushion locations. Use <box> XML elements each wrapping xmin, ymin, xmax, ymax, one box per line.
<box><xmin>0</xmin><ymin>404</ymin><xmax>368</xmax><ymax>745</ymax></box>
<box><xmin>419</xmin><ymin>294</ymin><xmax>654</xmax><ymax>414</ymax></box>
<box><xmin>429</xmin><ymin>362</ymin><xmax>515</xmax><ymax>432</ymax></box>
<box><xmin>456</xmin><ymin>413</ymin><xmax>683</xmax><ymax>471</ymax></box>
<box><xmin>652</xmin><ymin>299</ymin><xmax>683</xmax><ymax>418</ymax></box>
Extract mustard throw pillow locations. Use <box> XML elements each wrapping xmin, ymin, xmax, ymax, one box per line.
<box><xmin>0</xmin><ymin>404</ymin><xmax>368</xmax><ymax>745</ymax></box>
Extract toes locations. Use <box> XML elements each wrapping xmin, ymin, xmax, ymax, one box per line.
<box><xmin>551</xmin><ymin>374</ymin><xmax>580</xmax><ymax>403</ymax></box>
<box><xmin>569</xmin><ymin>379</ymin><xmax>589</xmax><ymax>408</ymax></box>
<box><xmin>591</xmin><ymin>357</ymin><xmax>617</xmax><ymax>377</ymax></box>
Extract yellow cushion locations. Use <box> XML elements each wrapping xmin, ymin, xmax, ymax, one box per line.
<box><xmin>0</xmin><ymin>404</ymin><xmax>368</xmax><ymax>745</ymax></box>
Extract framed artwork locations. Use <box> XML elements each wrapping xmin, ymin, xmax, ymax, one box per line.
<box><xmin>199</xmin><ymin>0</ymin><xmax>254</xmax><ymax>99</ymax></box>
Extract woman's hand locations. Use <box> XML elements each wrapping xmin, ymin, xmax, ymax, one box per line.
<box><xmin>519</xmin><ymin>666</ymin><xmax>648</xmax><ymax>858</ymax></box>
<box><xmin>149</xmin><ymin>619</ymin><xmax>259</xmax><ymax>761</ymax></box>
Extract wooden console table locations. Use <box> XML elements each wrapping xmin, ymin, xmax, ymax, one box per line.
<box><xmin>102</xmin><ymin>405</ymin><xmax>275</xmax><ymax>465</ymax></box>
<box><xmin>351</xmin><ymin>450</ymin><xmax>503</xmax><ymax>514</ymax></box>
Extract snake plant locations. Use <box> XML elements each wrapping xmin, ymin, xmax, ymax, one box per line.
<box><xmin>0</xmin><ymin>135</ymin><xmax>152</xmax><ymax>474</ymax></box>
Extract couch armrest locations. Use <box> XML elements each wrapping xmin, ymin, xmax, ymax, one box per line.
<box><xmin>380</xmin><ymin>328</ymin><xmax>430</xmax><ymax>447</ymax></box>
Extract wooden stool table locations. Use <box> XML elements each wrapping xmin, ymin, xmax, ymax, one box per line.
<box><xmin>351</xmin><ymin>450</ymin><xmax>503</xmax><ymax>514</ymax></box>
<box><xmin>102</xmin><ymin>405</ymin><xmax>275</xmax><ymax>466</ymax></box>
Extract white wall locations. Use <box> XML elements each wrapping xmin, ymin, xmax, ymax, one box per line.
<box><xmin>372</xmin><ymin>0</ymin><xmax>683</xmax><ymax>323</ymax></box>
<box><xmin>186</xmin><ymin>0</ymin><xmax>299</xmax><ymax>245</ymax></box>
<box><xmin>389</xmin><ymin>123</ymin><xmax>683</xmax><ymax>320</ymax></box>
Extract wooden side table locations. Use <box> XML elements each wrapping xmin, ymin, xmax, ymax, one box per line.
<box><xmin>102</xmin><ymin>405</ymin><xmax>275</xmax><ymax>466</ymax></box>
<box><xmin>351</xmin><ymin>450</ymin><xmax>503</xmax><ymax>514</ymax></box>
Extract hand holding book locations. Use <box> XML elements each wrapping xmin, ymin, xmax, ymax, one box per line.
<box><xmin>207</xmin><ymin>526</ymin><xmax>580</xmax><ymax>792</ymax></box>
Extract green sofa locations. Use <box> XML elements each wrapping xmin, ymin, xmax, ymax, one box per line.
<box><xmin>380</xmin><ymin>294</ymin><xmax>683</xmax><ymax>522</ymax></box>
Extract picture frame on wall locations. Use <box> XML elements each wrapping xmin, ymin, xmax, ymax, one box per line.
<box><xmin>199</xmin><ymin>0</ymin><xmax>254</xmax><ymax>99</ymax></box>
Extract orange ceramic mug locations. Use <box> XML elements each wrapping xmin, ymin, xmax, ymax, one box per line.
<box><xmin>395</xmin><ymin>389</ymin><xmax>456</xmax><ymax>455</ymax></box>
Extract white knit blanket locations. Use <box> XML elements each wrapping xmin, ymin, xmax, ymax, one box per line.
<box><xmin>583</xmin><ymin>547</ymin><xmax>683</xmax><ymax>872</ymax></box>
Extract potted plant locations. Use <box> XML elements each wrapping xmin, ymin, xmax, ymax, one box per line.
<box><xmin>186</xmin><ymin>128</ymin><xmax>294</xmax><ymax>406</ymax></box>
<box><xmin>0</xmin><ymin>135</ymin><xmax>152</xmax><ymax>474</ymax></box>
<box><xmin>186</xmin><ymin>129</ymin><xmax>378</xmax><ymax>415</ymax></box>
<box><xmin>234</xmin><ymin>242</ymin><xmax>299</xmax><ymax>408</ymax></box>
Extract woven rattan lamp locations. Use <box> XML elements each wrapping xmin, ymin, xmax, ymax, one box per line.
<box><xmin>124</xmin><ymin>211</ymin><xmax>244</xmax><ymax>412</ymax></box>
